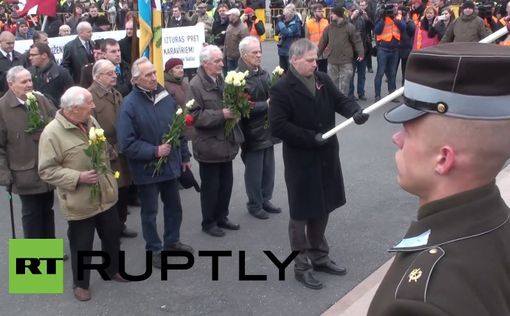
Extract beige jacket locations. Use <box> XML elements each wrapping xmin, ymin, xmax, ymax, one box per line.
<box><xmin>38</xmin><ymin>111</ymin><xmax>118</xmax><ymax>221</ymax></box>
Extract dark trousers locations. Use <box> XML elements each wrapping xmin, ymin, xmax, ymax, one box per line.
<box><xmin>348</xmin><ymin>58</ymin><xmax>367</xmax><ymax>98</ymax></box>
<box><xmin>398</xmin><ymin>49</ymin><xmax>411</xmax><ymax>87</ymax></box>
<box><xmin>288</xmin><ymin>214</ymin><xmax>330</xmax><ymax>273</ymax></box>
<box><xmin>19</xmin><ymin>191</ymin><xmax>55</xmax><ymax>238</ymax></box>
<box><xmin>241</xmin><ymin>146</ymin><xmax>275</xmax><ymax>212</ymax></box>
<box><xmin>67</xmin><ymin>206</ymin><xmax>120</xmax><ymax>289</ymax></box>
<box><xmin>116</xmin><ymin>186</ymin><xmax>129</xmax><ymax>229</ymax></box>
<box><xmin>317</xmin><ymin>59</ymin><xmax>328</xmax><ymax>73</ymax></box>
<box><xmin>374</xmin><ymin>48</ymin><xmax>399</xmax><ymax>97</ymax></box>
<box><xmin>199</xmin><ymin>161</ymin><xmax>233</xmax><ymax>229</ymax></box>
<box><xmin>279</xmin><ymin>55</ymin><xmax>289</xmax><ymax>72</ymax></box>
<box><xmin>137</xmin><ymin>179</ymin><xmax>183</xmax><ymax>251</ymax></box>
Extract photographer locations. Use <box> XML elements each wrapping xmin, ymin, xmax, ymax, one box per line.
<box><xmin>441</xmin><ymin>1</ymin><xmax>491</xmax><ymax>43</ymax></box>
<box><xmin>434</xmin><ymin>6</ymin><xmax>456</xmax><ymax>39</ymax></box>
<box><xmin>275</xmin><ymin>3</ymin><xmax>303</xmax><ymax>71</ymax></box>
<box><xmin>242</xmin><ymin>7</ymin><xmax>265</xmax><ymax>40</ymax></box>
<box><xmin>373</xmin><ymin>2</ymin><xmax>405</xmax><ymax>102</ymax></box>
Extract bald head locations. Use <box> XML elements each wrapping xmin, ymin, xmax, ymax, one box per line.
<box><xmin>0</xmin><ymin>31</ymin><xmax>15</xmax><ymax>53</ymax></box>
<box><xmin>392</xmin><ymin>114</ymin><xmax>510</xmax><ymax>205</ymax></box>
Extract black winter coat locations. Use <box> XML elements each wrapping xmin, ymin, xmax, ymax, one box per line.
<box><xmin>269</xmin><ymin>70</ymin><xmax>361</xmax><ymax>220</ymax></box>
<box><xmin>30</xmin><ymin>61</ymin><xmax>73</xmax><ymax>107</ymax></box>
<box><xmin>237</xmin><ymin>59</ymin><xmax>278</xmax><ymax>151</ymax></box>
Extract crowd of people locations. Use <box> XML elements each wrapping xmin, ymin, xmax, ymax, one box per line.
<box><xmin>0</xmin><ymin>0</ymin><xmax>509</xmax><ymax>307</ymax></box>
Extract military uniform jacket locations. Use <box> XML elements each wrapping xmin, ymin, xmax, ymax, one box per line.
<box><xmin>368</xmin><ymin>183</ymin><xmax>510</xmax><ymax>316</ymax></box>
<box><xmin>0</xmin><ymin>90</ymin><xmax>56</xmax><ymax>195</ymax></box>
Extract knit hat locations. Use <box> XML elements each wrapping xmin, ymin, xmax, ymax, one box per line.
<box><xmin>461</xmin><ymin>0</ymin><xmax>475</xmax><ymax>10</ymax></box>
<box><xmin>331</xmin><ymin>6</ymin><xmax>345</xmax><ymax>17</ymax></box>
<box><xmin>16</xmin><ymin>18</ymin><xmax>27</xmax><ymax>27</ymax></box>
<box><xmin>164</xmin><ymin>58</ymin><xmax>184</xmax><ymax>72</ymax></box>
<box><xmin>244</xmin><ymin>7</ymin><xmax>254</xmax><ymax>15</ymax></box>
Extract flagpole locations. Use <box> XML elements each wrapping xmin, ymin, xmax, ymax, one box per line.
<box><xmin>41</xmin><ymin>15</ymin><xmax>48</xmax><ymax>32</ymax></box>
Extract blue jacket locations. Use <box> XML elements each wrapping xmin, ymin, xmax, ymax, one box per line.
<box><xmin>374</xmin><ymin>17</ymin><xmax>406</xmax><ymax>51</ymax></box>
<box><xmin>117</xmin><ymin>85</ymin><xmax>191</xmax><ymax>185</ymax></box>
<box><xmin>275</xmin><ymin>15</ymin><xmax>302</xmax><ymax>57</ymax></box>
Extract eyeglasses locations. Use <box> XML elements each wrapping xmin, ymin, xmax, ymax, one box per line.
<box><xmin>29</xmin><ymin>53</ymin><xmax>41</xmax><ymax>57</ymax></box>
<box><xmin>101</xmin><ymin>70</ymin><xmax>116</xmax><ymax>76</ymax></box>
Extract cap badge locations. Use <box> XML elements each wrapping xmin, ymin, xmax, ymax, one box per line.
<box><xmin>408</xmin><ymin>268</ymin><xmax>423</xmax><ymax>283</ymax></box>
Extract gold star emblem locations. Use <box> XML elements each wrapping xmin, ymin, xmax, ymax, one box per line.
<box><xmin>408</xmin><ymin>268</ymin><xmax>423</xmax><ymax>283</ymax></box>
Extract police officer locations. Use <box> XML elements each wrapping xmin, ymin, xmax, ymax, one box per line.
<box><xmin>368</xmin><ymin>42</ymin><xmax>510</xmax><ymax>315</ymax></box>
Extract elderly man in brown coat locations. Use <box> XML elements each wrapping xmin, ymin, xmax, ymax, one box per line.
<box><xmin>88</xmin><ymin>59</ymin><xmax>137</xmax><ymax>238</ymax></box>
<box><xmin>189</xmin><ymin>45</ymin><xmax>243</xmax><ymax>237</ymax></box>
<box><xmin>0</xmin><ymin>66</ymin><xmax>56</xmax><ymax>238</ymax></box>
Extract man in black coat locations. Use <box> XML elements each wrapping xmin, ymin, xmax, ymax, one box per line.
<box><xmin>61</xmin><ymin>21</ymin><xmax>95</xmax><ymax>84</ymax></box>
<box><xmin>0</xmin><ymin>31</ymin><xmax>25</xmax><ymax>97</ymax></box>
<box><xmin>368</xmin><ymin>43</ymin><xmax>510</xmax><ymax>316</ymax></box>
<box><xmin>269</xmin><ymin>39</ymin><xmax>369</xmax><ymax>290</ymax></box>
<box><xmin>101</xmin><ymin>38</ymin><xmax>132</xmax><ymax>97</ymax></box>
<box><xmin>237</xmin><ymin>36</ymin><xmax>281</xmax><ymax>220</ymax></box>
<box><xmin>29</xmin><ymin>43</ymin><xmax>73</xmax><ymax>107</ymax></box>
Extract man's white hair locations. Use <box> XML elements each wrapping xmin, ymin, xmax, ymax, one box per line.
<box><xmin>60</xmin><ymin>86</ymin><xmax>89</xmax><ymax>109</ymax></box>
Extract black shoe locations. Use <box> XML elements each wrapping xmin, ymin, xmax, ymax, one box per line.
<box><xmin>313</xmin><ymin>261</ymin><xmax>347</xmax><ymax>276</ymax></box>
<box><xmin>217</xmin><ymin>220</ymin><xmax>240</xmax><ymax>230</ymax></box>
<box><xmin>358</xmin><ymin>95</ymin><xmax>367</xmax><ymax>101</ymax></box>
<box><xmin>295</xmin><ymin>271</ymin><xmax>323</xmax><ymax>290</ymax></box>
<box><xmin>262</xmin><ymin>202</ymin><xmax>282</xmax><ymax>214</ymax></box>
<box><xmin>63</xmin><ymin>253</ymin><xmax>69</xmax><ymax>261</ymax></box>
<box><xmin>165</xmin><ymin>241</ymin><xmax>194</xmax><ymax>254</ymax></box>
<box><xmin>249</xmin><ymin>209</ymin><xmax>269</xmax><ymax>220</ymax></box>
<box><xmin>374</xmin><ymin>96</ymin><xmax>381</xmax><ymax>102</ymax></box>
<box><xmin>152</xmin><ymin>252</ymin><xmax>162</xmax><ymax>269</ymax></box>
<box><xmin>121</xmin><ymin>227</ymin><xmax>138</xmax><ymax>238</ymax></box>
<box><xmin>202</xmin><ymin>226</ymin><xmax>226</xmax><ymax>237</ymax></box>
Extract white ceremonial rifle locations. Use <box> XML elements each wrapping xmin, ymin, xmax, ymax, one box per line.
<box><xmin>321</xmin><ymin>26</ymin><xmax>510</xmax><ymax>140</ymax></box>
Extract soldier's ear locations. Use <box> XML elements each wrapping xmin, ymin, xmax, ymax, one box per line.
<box><xmin>435</xmin><ymin>145</ymin><xmax>455</xmax><ymax>175</ymax></box>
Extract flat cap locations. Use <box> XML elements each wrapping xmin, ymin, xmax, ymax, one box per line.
<box><xmin>385</xmin><ymin>43</ymin><xmax>510</xmax><ymax>123</ymax></box>
<box><xmin>226</xmin><ymin>8</ymin><xmax>240</xmax><ymax>16</ymax></box>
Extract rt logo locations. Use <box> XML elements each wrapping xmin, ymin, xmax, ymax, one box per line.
<box><xmin>9</xmin><ymin>239</ymin><xmax>64</xmax><ymax>294</ymax></box>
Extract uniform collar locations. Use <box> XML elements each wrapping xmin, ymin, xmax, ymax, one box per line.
<box><xmin>390</xmin><ymin>182</ymin><xmax>510</xmax><ymax>252</ymax></box>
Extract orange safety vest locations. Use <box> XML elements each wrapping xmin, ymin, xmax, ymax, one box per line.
<box><xmin>305</xmin><ymin>18</ymin><xmax>329</xmax><ymax>45</ymax></box>
<box><xmin>247</xmin><ymin>18</ymin><xmax>261</xmax><ymax>39</ymax></box>
<box><xmin>376</xmin><ymin>17</ymin><xmax>401</xmax><ymax>42</ymax></box>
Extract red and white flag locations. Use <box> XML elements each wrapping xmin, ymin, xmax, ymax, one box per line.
<box><xmin>19</xmin><ymin>0</ymin><xmax>58</xmax><ymax>17</ymax></box>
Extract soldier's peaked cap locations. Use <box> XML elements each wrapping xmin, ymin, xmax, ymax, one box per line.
<box><xmin>385</xmin><ymin>43</ymin><xmax>510</xmax><ymax>123</ymax></box>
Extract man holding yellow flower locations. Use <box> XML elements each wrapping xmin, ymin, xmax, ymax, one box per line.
<box><xmin>38</xmin><ymin>86</ymin><xmax>125</xmax><ymax>302</ymax></box>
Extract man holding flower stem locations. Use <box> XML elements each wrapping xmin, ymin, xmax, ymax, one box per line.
<box><xmin>189</xmin><ymin>45</ymin><xmax>243</xmax><ymax>237</ymax></box>
<box><xmin>0</xmin><ymin>66</ymin><xmax>56</xmax><ymax>239</ymax></box>
<box><xmin>237</xmin><ymin>36</ymin><xmax>281</xmax><ymax>220</ymax></box>
<box><xmin>117</xmin><ymin>57</ymin><xmax>194</xmax><ymax>269</ymax></box>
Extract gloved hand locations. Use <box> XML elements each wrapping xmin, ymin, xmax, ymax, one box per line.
<box><xmin>352</xmin><ymin>109</ymin><xmax>369</xmax><ymax>125</ymax></box>
<box><xmin>314</xmin><ymin>133</ymin><xmax>328</xmax><ymax>146</ymax></box>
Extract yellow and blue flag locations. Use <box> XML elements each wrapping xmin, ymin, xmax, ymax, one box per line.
<box><xmin>138</xmin><ymin>0</ymin><xmax>164</xmax><ymax>84</ymax></box>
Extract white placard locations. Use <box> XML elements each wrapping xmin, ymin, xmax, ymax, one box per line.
<box><xmin>162</xmin><ymin>25</ymin><xmax>205</xmax><ymax>69</ymax></box>
<box><xmin>14</xmin><ymin>25</ymin><xmax>205</xmax><ymax>69</ymax></box>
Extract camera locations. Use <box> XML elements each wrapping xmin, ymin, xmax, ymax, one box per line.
<box><xmin>477</xmin><ymin>0</ymin><xmax>494</xmax><ymax>19</ymax></box>
<box><xmin>379</xmin><ymin>0</ymin><xmax>397</xmax><ymax>17</ymax></box>
<box><xmin>437</xmin><ymin>14</ymin><xmax>448</xmax><ymax>21</ymax></box>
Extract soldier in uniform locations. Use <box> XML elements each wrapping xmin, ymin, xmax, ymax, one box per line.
<box><xmin>368</xmin><ymin>42</ymin><xmax>510</xmax><ymax>315</ymax></box>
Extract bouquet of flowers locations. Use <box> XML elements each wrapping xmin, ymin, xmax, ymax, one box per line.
<box><xmin>147</xmin><ymin>100</ymin><xmax>195</xmax><ymax>177</ymax></box>
<box><xmin>223</xmin><ymin>70</ymin><xmax>251</xmax><ymax>136</ymax></box>
<box><xmin>24</xmin><ymin>91</ymin><xmax>47</xmax><ymax>133</ymax></box>
<box><xmin>270</xmin><ymin>66</ymin><xmax>285</xmax><ymax>86</ymax></box>
<box><xmin>84</xmin><ymin>127</ymin><xmax>120</xmax><ymax>202</ymax></box>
